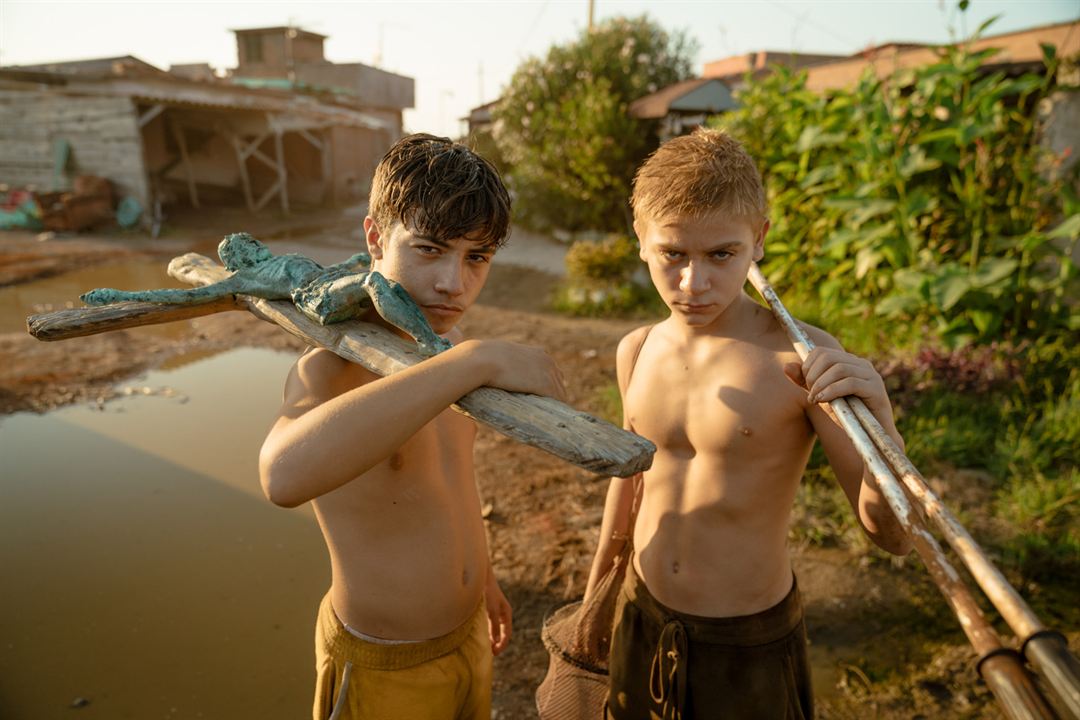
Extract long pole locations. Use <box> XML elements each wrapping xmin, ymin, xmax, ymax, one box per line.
<box><xmin>746</xmin><ymin>263</ymin><xmax>1073</xmax><ymax>719</ymax></box>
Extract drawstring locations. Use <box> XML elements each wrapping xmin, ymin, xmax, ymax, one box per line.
<box><xmin>649</xmin><ymin>620</ymin><xmax>687</xmax><ymax>720</ymax></box>
<box><xmin>327</xmin><ymin>661</ymin><xmax>353</xmax><ymax>720</ymax></box>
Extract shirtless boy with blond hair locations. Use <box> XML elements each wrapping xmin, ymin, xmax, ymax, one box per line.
<box><xmin>260</xmin><ymin>134</ymin><xmax>565</xmax><ymax>719</ymax></box>
<box><xmin>584</xmin><ymin>128</ymin><xmax>912</xmax><ymax>720</ymax></box>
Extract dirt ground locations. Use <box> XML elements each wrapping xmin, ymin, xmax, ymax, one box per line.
<box><xmin>1</xmin><ymin>221</ymin><xmax>1073</xmax><ymax>719</ymax></box>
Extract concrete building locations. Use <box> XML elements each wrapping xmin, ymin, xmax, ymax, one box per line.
<box><xmin>0</xmin><ymin>26</ymin><xmax>414</xmax><ymax>221</ymax></box>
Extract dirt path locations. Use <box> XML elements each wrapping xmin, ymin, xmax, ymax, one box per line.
<box><xmin>1</xmin><ymin>226</ymin><xmax>1062</xmax><ymax>719</ymax></box>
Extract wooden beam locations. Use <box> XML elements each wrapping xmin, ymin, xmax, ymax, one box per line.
<box><xmin>320</xmin><ymin>128</ymin><xmax>332</xmax><ymax>205</ymax></box>
<box><xmin>137</xmin><ymin>103</ymin><xmax>165</xmax><ymax>128</ymax></box>
<box><xmin>163</xmin><ymin>253</ymin><xmax>653</xmax><ymax>477</ymax></box>
<box><xmin>228</xmin><ymin>131</ymin><xmax>255</xmax><ymax>213</ymax></box>
<box><xmin>297</xmin><ymin>128</ymin><xmax>323</xmax><ymax>150</ymax></box>
<box><xmin>248</xmin><ymin>146</ymin><xmax>278</xmax><ymax>172</ymax></box>
<box><xmin>253</xmin><ymin>179</ymin><xmax>282</xmax><ymax>212</ymax></box>
<box><xmin>24</xmin><ymin>253</ymin><xmax>655</xmax><ymax>476</ymax></box>
<box><xmin>168</xmin><ymin>117</ymin><xmax>200</xmax><ymax>209</ymax></box>
<box><xmin>274</xmin><ymin>128</ymin><xmax>289</xmax><ymax>214</ymax></box>
<box><xmin>239</xmin><ymin>132</ymin><xmax>271</xmax><ymax>161</ymax></box>
<box><xmin>27</xmin><ymin>296</ymin><xmax>242</xmax><ymax>341</ymax></box>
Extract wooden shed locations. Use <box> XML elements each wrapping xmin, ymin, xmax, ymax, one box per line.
<box><xmin>0</xmin><ymin>62</ymin><xmax>398</xmax><ymax>219</ymax></box>
<box><xmin>1</xmin><ymin>27</ymin><xmax>417</xmax><ymax>222</ymax></box>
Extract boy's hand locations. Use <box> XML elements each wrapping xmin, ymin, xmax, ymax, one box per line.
<box><xmin>461</xmin><ymin>339</ymin><xmax>567</xmax><ymax>401</ymax></box>
<box><xmin>783</xmin><ymin>346</ymin><xmax>891</xmax><ymax>419</ymax></box>
<box><xmin>484</xmin><ymin>571</ymin><xmax>513</xmax><ymax>656</ymax></box>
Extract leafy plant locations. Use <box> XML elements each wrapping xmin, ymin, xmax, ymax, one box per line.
<box><xmin>555</xmin><ymin>234</ymin><xmax>664</xmax><ymax>316</ymax></box>
<box><xmin>495</xmin><ymin>15</ymin><xmax>696</xmax><ymax>233</ymax></box>
<box><xmin>717</xmin><ymin>22</ymin><xmax>1079</xmax><ymax>346</ymax></box>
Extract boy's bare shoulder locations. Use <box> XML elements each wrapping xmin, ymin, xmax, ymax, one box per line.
<box><xmin>615</xmin><ymin>324</ymin><xmax>657</xmax><ymax>383</ymax></box>
<box><xmin>743</xmin><ymin>300</ymin><xmax>841</xmax><ymax>355</ymax></box>
<box><xmin>616</xmin><ymin>324</ymin><xmax>655</xmax><ymax>360</ymax></box>
<box><xmin>284</xmin><ymin>347</ymin><xmax>377</xmax><ymax>408</ymax></box>
<box><xmin>795</xmin><ymin>320</ymin><xmax>844</xmax><ymax>352</ymax></box>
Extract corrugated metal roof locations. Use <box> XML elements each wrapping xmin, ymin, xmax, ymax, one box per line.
<box><xmin>0</xmin><ymin>68</ymin><xmax>391</xmax><ymax>130</ymax></box>
<box><xmin>629</xmin><ymin>78</ymin><xmax>736</xmax><ymax>119</ymax></box>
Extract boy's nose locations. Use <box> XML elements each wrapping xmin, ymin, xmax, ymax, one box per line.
<box><xmin>679</xmin><ymin>262</ymin><xmax>710</xmax><ymax>294</ymax></box>
<box><xmin>434</xmin><ymin>262</ymin><xmax>465</xmax><ymax>296</ymax></box>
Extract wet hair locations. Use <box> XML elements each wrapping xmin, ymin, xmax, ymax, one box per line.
<box><xmin>369</xmin><ymin>133</ymin><xmax>512</xmax><ymax>248</ymax></box>
<box><xmin>631</xmin><ymin>128</ymin><xmax>767</xmax><ymax>229</ymax></box>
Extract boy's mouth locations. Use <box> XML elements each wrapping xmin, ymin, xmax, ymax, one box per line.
<box><xmin>674</xmin><ymin>302</ymin><xmax>715</xmax><ymax>312</ymax></box>
<box><xmin>422</xmin><ymin>303</ymin><xmax>464</xmax><ymax>317</ymax></box>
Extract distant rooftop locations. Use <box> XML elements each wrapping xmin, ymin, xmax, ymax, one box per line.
<box><xmin>6</xmin><ymin>55</ymin><xmax>166</xmax><ymax>77</ymax></box>
<box><xmin>230</xmin><ymin>26</ymin><xmax>328</xmax><ymax>40</ymax></box>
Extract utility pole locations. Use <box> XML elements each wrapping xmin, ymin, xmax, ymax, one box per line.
<box><xmin>588</xmin><ymin>0</ymin><xmax>594</xmax><ymax>31</ymax></box>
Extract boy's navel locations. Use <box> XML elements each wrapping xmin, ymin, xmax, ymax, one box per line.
<box><xmin>389</xmin><ymin>452</ymin><xmax>404</xmax><ymax>470</ymax></box>
<box><xmin>739</xmin><ymin>426</ymin><xmax>753</xmax><ymax>437</ymax></box>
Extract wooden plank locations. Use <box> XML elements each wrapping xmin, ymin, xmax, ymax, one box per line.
<box><xmin>23</xmin><ymin>252</ymin><xmax>654</xmax><ymax>475</ymax></box>
<box><xmin>165</xmin><ymin>253</ymin><xmax>655</xmax><ymax>477</ymax></box>
<box><xmin>168</xmin><ymin>116</ymin><xmax>200</xmax><ymax>209</ymax></box>
<box><xmin>274</xmin><ymin>128</ymin><xmax>289</xmax><ymax>214</ymax></box>
<box><xmin>27</xmin><ymin>297</ymin><xmax>242</xmax><ymax>341</ymax></box>
<box><xmin>253</xmin><ymin>179</ymin><xmax>281</xmax><ymax>212</ymax></box>
<box><xmin>229</xmin><ymin>132</ymin><xmax>255</xmax><ymax>212</ymax></box>
<box><xmin>138</xmin><ymin>104</ymin><xmax>165</xmax><ymax>128</ymax></box>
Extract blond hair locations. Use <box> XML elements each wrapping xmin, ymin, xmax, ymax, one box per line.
<box><xmin>631</xmin><ymin>128</ymin><xmax>767</xmax><ymax>228</ymax></box>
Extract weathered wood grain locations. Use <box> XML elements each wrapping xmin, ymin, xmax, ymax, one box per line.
<box><xmin>169</xmin><ymin>252</ymin><xmax>654</xmax><ymax>477</ymax></box>
<box><xmin>27</xmin><ymin>296</ymin><xmax>243</xmax><ymax>340</ymax></box>
<box><xmin>24</xmin><ymin>252</ymin><xmax>654</xmax><ymax>476</ymax></box>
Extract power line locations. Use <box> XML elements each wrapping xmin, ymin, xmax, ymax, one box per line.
<box><xmin>764</xmin><ymin>0</ymin><xmax>860</xmax><ymax>51</ymax></box>
<box><xmin>517</xmin><ymin>0</ymin><xmax>551</xmax><ymax>58</ymax></box>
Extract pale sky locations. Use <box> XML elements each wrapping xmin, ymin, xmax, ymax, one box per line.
<box><xmin>1</xmin><ymin>0</ymin><xmax>1076</xmax><ymax>137</ymax></box>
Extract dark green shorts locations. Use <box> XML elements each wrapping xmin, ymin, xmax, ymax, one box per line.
<box><xmin>607</xmin><ymin>568</ymin><xmax>813</xmax><ymax>720</ymax></box>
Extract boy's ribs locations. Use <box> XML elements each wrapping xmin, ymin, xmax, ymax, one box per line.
<box><xmin>27</xmin><ymin>244</ymin><xmax>654</xmax><ymax>477</ymax></box>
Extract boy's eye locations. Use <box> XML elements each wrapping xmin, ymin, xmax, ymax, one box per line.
<box><xmin>710</xmin><ymin>250</ymin><xmax>733</xmax><ymax>261</ymax></box>
<box><xmin>468</xmin><ymin>254</ymin><xmax>492</xmax><ymax>264</ymax></box>
<box><xmin>416</xmin><ymin>245</ymin><xmax>441</xmax><ymax>255</ymax></box>
<box><xmin>660</xmin><ymin>249</ymin><xmax>684</xmax><ymax>261</ymax></box>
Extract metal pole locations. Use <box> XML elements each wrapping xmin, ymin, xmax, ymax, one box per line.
<box><xmin>746</xmin><ymin>263</ymin><xmax>1062</xmax><ymax>719</ymax></box>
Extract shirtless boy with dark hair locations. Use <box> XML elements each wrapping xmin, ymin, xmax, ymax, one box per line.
<box><xmin>584</xmin><ymin>128</ymin><xmax>912</xmax><ymax>719</ymax></box>
<box><xmin>260</xmin><ymin>133</ymin><xmax>566</xmax><ymax>719</ymax></box>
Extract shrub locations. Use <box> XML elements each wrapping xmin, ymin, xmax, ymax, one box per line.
<box><xmin>555</xmin><ymin>234</ymin><xmax>664</xmax><ymax>316</ymax></box>
<box><xmin>716</xmin><ymin>21</ymin><xmax>1079</xmax><ymax>347</ymax></box>
<box><xmin>495</xmin><ymin>15</ymin><xmax>696</xmax><ymax>233</ymax></box>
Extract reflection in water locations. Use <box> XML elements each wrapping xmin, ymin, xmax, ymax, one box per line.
<box><xmin>0</xmin><ymin>348</ymin><xmax>328</xmax><ymax>719</ymax></box>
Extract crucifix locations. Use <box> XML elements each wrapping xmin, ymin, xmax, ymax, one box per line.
<box><xmin>27</xmin><ymin>233</ymin><xmax>655</xmax><ymax>478</ymax></box>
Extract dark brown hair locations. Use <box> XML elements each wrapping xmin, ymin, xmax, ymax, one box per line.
<box><xmin>369</xmin><ymin>133</ymin><xmax>512</xmax><ymax>248</ymax></box>
<box><xmin>632</xmin><ymin>128</ymin><xmax>767</xmax><ymax>228</ymax></box>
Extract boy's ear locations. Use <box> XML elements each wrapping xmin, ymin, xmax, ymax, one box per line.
<box><xmin>363</xmin><ymin>216</ymin><xmax>384</xmax><ymax>260</ymax></box>
<box><xmin>753</xmin><ymin>219</ymin><xmax>770</xmax><ymax>263</ymax></box>
<box><xmin>633</xmin><ymin>220</ymin><xmax>648</xmax><ymax>262</ymax></box>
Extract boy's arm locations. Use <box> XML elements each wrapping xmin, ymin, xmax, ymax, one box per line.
<box><xmin>259</xmin><ymin>338</ymin><xmax>565</xmax><ymax>507</ymax></box>
<box><xmin>583</xmin><ymin>326</ymin><xmax>650</xmax><ymax>604</ymax></box>
<box><xmin>784</xmin><ymin>329</ymin><xmax>913</xmax><ymax>556</ymax></box>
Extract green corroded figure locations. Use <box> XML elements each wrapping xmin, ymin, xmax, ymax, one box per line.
<box><xmin>81</xmin><ymin>232</ymin><xmax>452</xmax><ymax>357</ymax></box>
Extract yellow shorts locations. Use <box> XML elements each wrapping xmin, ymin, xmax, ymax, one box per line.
<box><xmin>312</xmin><ymin>592</ymin><xmax>492</xmax><ymax>720</ymax></box>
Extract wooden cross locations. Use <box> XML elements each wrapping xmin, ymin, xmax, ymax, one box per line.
<box><xmin>27</xmin><ymin>252</ymin><xmax>655</xmax><ymax>477</ymax></box>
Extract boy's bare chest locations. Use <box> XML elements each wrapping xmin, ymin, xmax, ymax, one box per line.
<box><xmin>625</xmin><ymin>345</ymin><xmax>805</xmax><ymax>456</ymax></box>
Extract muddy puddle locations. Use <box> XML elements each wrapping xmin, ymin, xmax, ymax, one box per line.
<box><xmin>0</xmin><ymin>347</ymin><xmax>328</xmax><ymax>719</ymax></box>
<box><xmin>0</xmin><ymin>259</ymin><xmax>191</xmax><ymax>335</ymax></box>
